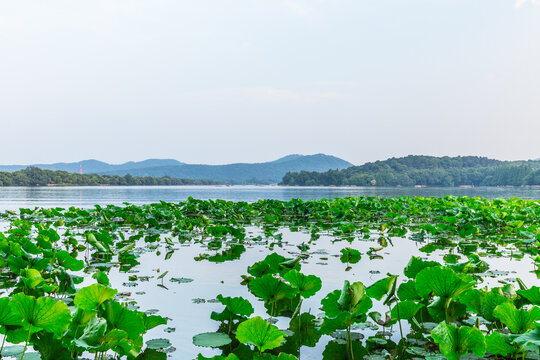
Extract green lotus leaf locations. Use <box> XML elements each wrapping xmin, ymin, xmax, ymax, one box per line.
<box><xmin>248</xmin><ymin>253</ymin><xmax>287</xmax><ymax>277</ymax></box>
<box><xmin>100</xmin><ymin>328</ymin><xmax>132</xmax><ymax>351</ymax></box>
<box><xmin>142</xmin><ymin>314</ymin><xmax>167</xmax><ymax>331</ymax></box>
<box><xmin>73</xmin><ymin>317</ymin><xmax>108</xmax><ymax>349</ymax></box>
<box><xmin>512</xmin><ymin>325</ymin><xmax>539</xmax><ymax>354</ymax></box>
<box><xmin>459</xmin><ymin>289</ymin><xmax>510</xmax><ymax>322</ymax></box>
<box><xmin>397</xmin><ymin>280</ymin><xmax>419</xmax><ymax>301</ymax></box>
<box><xmin>11</xmin><ymin>293</ymin><xmax>71</xmax><ymax>336</ymax></box>
<box><xmin>320</xmin><ymin>312</ymin><xmax>355</xmax><ymax>334</ymax></box>
<box><xmin>415</xmin><ymin>266</ymin><xmax>473</xmax><ymax>299</ymax></box>
<box><xmin>404</xmin><ymin>256</ymin><xmax>439</xmax><ymax>278</ymax></box>
<box><xmin>0</xmin><ymin>297</ymin><xmax>23</xmax><ymax>327</ymax></box>
<box><xmin>21</xmin><ymin>269</ymin><xmax>45</xmax><ymax>290</ymax></box>
<box><xmin>493</xmin><ymin>302</ymin><xmax>540</xmax><ymax>333</ymax></box>
<box><xmin>104</xmin><ymin>300</ymin><xmax>146</xmax><ymax>340</ymax></box>
<box><xmin>86</xmin><ymin>233</ymin><xmax>110</xmax><ymax>253</ymax></box>
<box><xmin>74</xmin><ymin>283</ymin><xmax>118</xmax><ymax>311</ymax></box>
<box><xmin>236</xmin><ymin>316</ymin><xmax>285</xmax><ymax>353</ymax></box>
<box><xmin>366</xmin><ymin>275</ymin><xmax>397</xmax><ymax>301</ymax></box>
<box><xmin>193</xmin><ymin>332</ymin><xmax>232</xmax><ymax>347</ymax></box>
<box><xmin>339</xmin><ymin>248</ymin><xmax>361</xmax><ymax>264</ymax></box>
<box><xmin>517</xmin><ymin>286</ymin><xmax>540</xmax><ymax>305</ymax></box>
<box><xmin>31</xmin><ymin>332</ymin><xmax>72</xmax><ymax>360</ymax></box>
<box><xmin>390</xmin><ymin>301</ymin><xmax>424</xmax><ymax>321</ymax></box>
<box><xmin>136</xmin><ymin>348</ymin><xmax>168</xmax><ymax>360</ymax></box>
<box><xmin>321</xmin><ymin>340</ymin><xmax>367</xmax><ymax>360</ymax></box>
<box><xmin>55</xmin><ymin>250</ymin><xmax>84</xmax><ymax>271</ymax></box>
<box><xmin>255</xmin><ymin>353</ymin><xmax>298</xmax><ymax>360</ymax></box>
<box><xmin>427</xmin><ymin>296</ymin><xmax>467</xmax><ymax>322</ymax></box>
<box><xmin>431</xmin><ymin>321</ymin><xmax>486</xmax><ymax>360</ymax></box>
<box><xmin>322</xmin><ymin>282</ymin><xmax>373</xmax><ymax>319</ymax></box>
<box><xmin>196</xmin><ymin>354</ymin><xmax>239</xmax><ymax>360</ymax></box>
<box><xmin>211</xmin><ymin>294</ymin><xmax>254</xmax><ymax>322</ymax></box>
<box><xmin>485</xmin><ymin>331</ymin><xmax>518</xmax><ymax>357</ymax></box>
<box><xmin>282</xmin><ymin>313</ymin><xmax>321</xmax><ymax>349</ymax></box>
<box><xmin>145</xmin><ymin>338</ymin><xmax>172</xmax><ymax>350</ymax></box>
<box><xmin>249</xmin><ymin>274</ymin><xmax>298</xmax><ymax>303</ymax></box>
<box><xmin>283</xmin><ymin>270</ymin><xmax>322</xmax><ymax>299</ymax></box>
<box><xmin>92</xmin><ymin>270</ymin><xmax>110</xmax><ymax>286</ymax></box>
<box><xmin>480</xmin><ymin>291</ymin><xmax>512</xmax><ymax>322</ymax></box>
<box><xmin>336</xmin><ymin>281</ymin><xmax>373</xmax><ymax>316</ymax></box>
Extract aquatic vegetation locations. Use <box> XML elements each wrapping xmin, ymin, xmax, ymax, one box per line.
<box><xmin>0</xmin><ymin>195</ymin><xmax>538</xmax><ymax>359</ymax></box>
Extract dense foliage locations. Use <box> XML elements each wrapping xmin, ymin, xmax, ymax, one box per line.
<box><xmin>281</xmin><ymin>155</ymin><xmax>540</xmax><ymax>187</ymax></box>
<box><xmin>0</xmin><ymin>167</ymin><xmax>219</xmax><ymax>186</ymax></box>
<box><xmin>0</xmin><ymin>196</ymin><xmax>538</xmax><ymax>359</ymax></box>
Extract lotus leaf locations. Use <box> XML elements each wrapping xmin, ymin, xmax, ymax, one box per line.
<box><xmin>431</xmin><ymin>321</ymin><xmax>486</xmax><ymax>360</ymax></box>
<box><xmin>236</xmin><ymin>316</ymin><xmax>285</xmax><ymax>353</ymax></box>
<box><xmin>11</xmin><ymin>293</ymin><xmax>71</xmax><ymax>336</ymax></box>
<box><xmin>193</xmin><ymin>332</ymin><xmax>232</xmax><ymax>348</ymax></box>
<box><xmin>283</xmin><ymin>270</ymin><xmax>322</xmax><ymax>299</ymax></box>
<box><xmin>493</xmin><ymin>302</ymin><xmax>540</xmax><ymax>333</ymax></box>
<box><xmin>415</xmin><ymin>267</ymin><xmax>473</xmax><ymax>299</ymax></box>
<box><xmin>74</xmin><ymin>283</ymin><xmax>118</xmax><ymax>311</ymax></box>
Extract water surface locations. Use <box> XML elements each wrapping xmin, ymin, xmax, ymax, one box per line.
<box><xmin>0</xmin><ymin>185</ymin><xmax>538</xmax><ymax>210</ymax></box>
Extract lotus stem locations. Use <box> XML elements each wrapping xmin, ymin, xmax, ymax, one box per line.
<box><xmin>347</xmin><ymin>324</ymin><xmax>355</xmax><ymax>360</ymax></box>
<box><xmin>21</xmin><ymin>324</ymin><xmax>32</xmax><ymax>360</ymax></box>
<box><xmin>394</xmin><ymin>304</ymin><xmax>404</xmax><ymax>341</ymax></box>
<box><xmin>1</xmin><ymin>333</ymin><xmax>6</xmax><ymax>356</ymax></box>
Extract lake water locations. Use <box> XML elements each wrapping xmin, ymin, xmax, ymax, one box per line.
<box><xmin>0</xmin><ymin>185</ymin><xmax>539</xmax><ymax>210</ymax></box>
<box><xmin>0</xmin><ymin>187</ymin><xmax>538</xmax><ymax>359</ymax></box>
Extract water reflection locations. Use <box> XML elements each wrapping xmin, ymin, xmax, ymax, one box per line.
<box><xmin>0</xmin><ymin>185</ymin><xmax>538</xmax><ymax>210</ymax></box>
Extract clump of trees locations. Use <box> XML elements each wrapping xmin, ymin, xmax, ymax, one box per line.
<box><xmin>281</xmin><ymin>155</ymin><xmax>540</xmax><ymax>187</ymax></box>
<box><xmin>0</xmin><ymin>167</ymin><xmax>220</xmax><ymax>186</ymax></box>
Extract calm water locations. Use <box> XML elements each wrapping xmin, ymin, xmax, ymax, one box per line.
<box><xmin>0</xmin><ymin>185</ymin><xmax>539</xmax><ymax>210</ymax></box>
<box><xmin>0</xmin><ymin>186</ymin><xmax>538</xmax><ymax>359</ymax></box>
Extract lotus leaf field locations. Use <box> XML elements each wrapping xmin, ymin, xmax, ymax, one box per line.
<box><xmin>0</xmin><ymin>196</ymin><xmax>539</xmax><ymax>360</ymax></box>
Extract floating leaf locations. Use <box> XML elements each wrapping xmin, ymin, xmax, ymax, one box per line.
<box><xmin>193</xmin><ymin>332</ymin><xmax>232</xmax><ymax>348</ymax></box>
<box><xmin>145</xmin><ymin>338</ymin><xmax>172</xmax><ymax>350</ymax></box>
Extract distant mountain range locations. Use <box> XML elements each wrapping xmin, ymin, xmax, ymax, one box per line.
<box><xmin>0</xmin><ymin>154</ymin><xmax>353</xmax><ymax>184</ymax></box>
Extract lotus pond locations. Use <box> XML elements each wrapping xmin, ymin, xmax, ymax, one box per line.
<box><xmin>0</xmin><ymin>196</ymin><xmax>538</xmax><ymax>360</ymax></box>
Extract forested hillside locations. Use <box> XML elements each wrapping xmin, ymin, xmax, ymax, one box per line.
<box><xmin>0</xmin><ymin>167</ymin><xmax>218</xmax><ymax>186</ymax></box>
<box><xmin>281</xmin><ymin>156</ymin><xmax>540</xmax><ymax>186</ymax></box>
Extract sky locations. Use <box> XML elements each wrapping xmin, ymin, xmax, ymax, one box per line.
<box><xmin>1</xmin><ymin>0</ymin><xmax>539</xmax><ymax>166</ymax></box>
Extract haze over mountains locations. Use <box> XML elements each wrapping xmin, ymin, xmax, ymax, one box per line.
<box><xmin>0</xmin><ymin>154</ymin><xmax>352</xmax><ymax>184</ymax></box>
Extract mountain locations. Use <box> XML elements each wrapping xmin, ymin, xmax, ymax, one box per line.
<box><xmin>281</xmin><ymin>155</ymin><xmax>540</xmax><ymax>187</ymax></box>
<box><xmin>0</xmin><ymin>159</ymin><xmax>184</xmax><ymax>174</ymax></box>
<box><xmin>0</xmin><ymin>154</ymin><xmax>352</xmax><ymax>184</ymax></box>
<box><xmin>98</xmin><ymin>154</ymin><xmax>353</xmax><ymax>183</ymax></box>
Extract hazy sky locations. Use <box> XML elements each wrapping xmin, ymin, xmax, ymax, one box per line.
<box><xmin>1</xmin><ymin>0</ymin><xmax>539</xmax><ymax>165</ymax></box>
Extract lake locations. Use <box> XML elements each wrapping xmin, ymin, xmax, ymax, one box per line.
<box><xmin>0</xmin><ymin>188</ymin><xmax>538</xmax><ymax>359</ymax></box>
<box><xmin>0</xmin><ymin>185</ymin><xmax>539</xmax><ymax>210</ymax></box>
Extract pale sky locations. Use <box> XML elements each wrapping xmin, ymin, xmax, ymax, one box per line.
<box><xmin>1</xmin><ymin>0</ymin><xmax>539</xmax><ymax>165</ymax></box>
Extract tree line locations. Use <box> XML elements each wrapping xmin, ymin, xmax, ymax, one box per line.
<box><xmin>280</xmin><ymin>155</ymin><xmax>540</xmax><ymax>187</ymax></box>
<box><xmin>0</xmin><ymin>167</ymin><xmax>219</xmax><ymax>186</ymax></box>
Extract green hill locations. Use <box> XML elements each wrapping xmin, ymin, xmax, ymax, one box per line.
<box><xmin>281</xmin><ymin>155</ymin><xmax>540</xmax><ymax>187</ymax></box>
